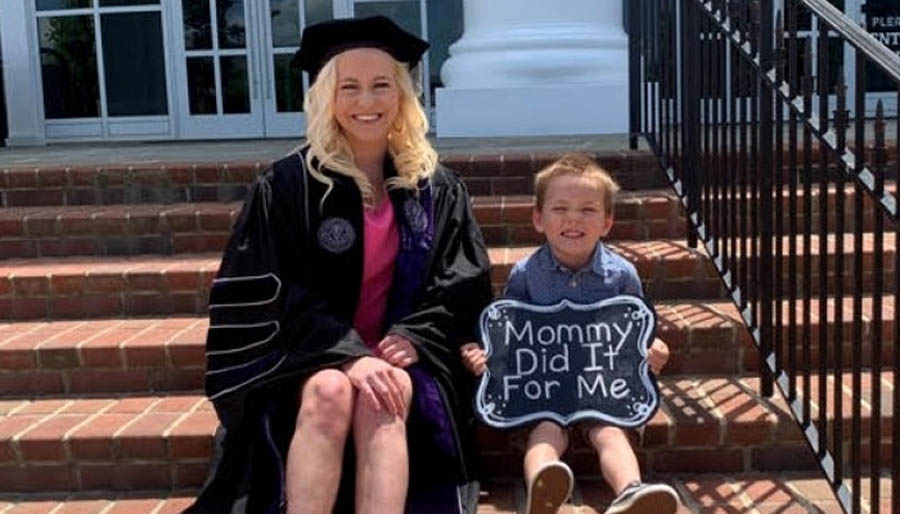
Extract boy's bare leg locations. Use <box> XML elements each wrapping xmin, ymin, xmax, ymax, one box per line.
<box><xmin>286</xmin><ymin>369</ymin><xmax>355</xmax><ymax>514</ymax></box>
<box><xmin>586</xmin><ymin>425</ymin><xmax>641</xmax><ymax>494</ymax></box>
<box><xmin>353</xmin><ymin>369</ymin><xmax>413</xmax><ymax>514</ymax></box>
<box><xmin>524</xmin><ymin>421</ymin><xmax>569</xmax><ymax>480</ymax></box>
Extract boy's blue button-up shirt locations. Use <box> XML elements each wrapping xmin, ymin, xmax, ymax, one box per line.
<box><xmin>503</xmin><ymin>242</ymin><xmax>642</xmax><ymax>305</ymax></box>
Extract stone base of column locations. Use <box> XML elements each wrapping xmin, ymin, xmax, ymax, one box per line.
<box><xmin>435</xmin><ymin>83</ymin><xmax>628</xmax><ymax>137</ymax></box>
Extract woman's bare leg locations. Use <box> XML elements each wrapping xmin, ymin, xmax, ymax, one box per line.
<box><xmin>286</xmin><ymin>369</ymin><xmax>355</xmax><ymax>514</ymax></box>
<box><xmin>353</xmin><ymin>368</ymin><xmax>413</xmax><ymax>514</ymax></box>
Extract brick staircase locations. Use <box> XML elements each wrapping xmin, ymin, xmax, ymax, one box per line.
<box><xmin>0</xmin><ymin>148</ymin><xmax>864</xmax><ymax>512</ymax></box>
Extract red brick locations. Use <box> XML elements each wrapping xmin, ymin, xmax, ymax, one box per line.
<box><xmin>104</xmin><ymin>498</ymin><xmax>164</xmax><ymax>514</ymax></box>
<box><xmin>53</xmin><ymin>499</ymin><xmax>111</xmax><ymax>514</ymax></box>
<box><xmin>12</xmin><ymin>276</ymin><xmax>50</xmax><ymax>296</ymax></box>
<box><xmin>173</xmin><ymin>461</ymin><xmax>210</xmax><ymax>488</ymax></box>
<box><xmin>17</xmin><ymin>413</ymin><xmax>89</xmax><ymax>461</ymax></box>
<box><xmin>0</xmin><ymin>371</ymin><xmax>64</xmax><ymax>395</ymax></box>
<box><xmin>0</xmin><ymin>463</ymin><xmax>75</xmax><ymax>491</ymax></box>
<box><xmin>0</xmin><ymin>415</ymin><xmax>44</xmax><ymax>462</ymax></box>
<box><xmin>10</xmin><ymin>298</ymin><xmax>49</xmax><ymax>320</ymax></box>
<box><xmin>39</xmin><ymin>238</ymin><xmax>99</xmax><ymax>257</ymax></box>
<box><xmin>67</xmin><ymin>413</ymin><xmax>135</xmax><ymax>459</ymax></box>
<box><xmin>7</xmin><ymin>170</ymin><xmax>40</xmax><ymax>188</ymax></box>
<box><xmin>156</xmin><ymin>496</ymin><xmax>197</xmax><ymax>514</ymax></box>
<box><xmin>68</xmin><ymin>369</ymin><xmax>151</xmax><ymax>394</ymax></box>
<box><xmin>168</xmin><ymin>410</ymin><xmax>217</xmax><ymax>458</ymax></box>
<box><xmin>51</xmin><ymin>295</ymin><xmax>122</xmax><ymax>319</ymax></box>
<box><xmin>116</xmin><ymin>412</ymin><xmax>180</xmax><ymax>458</ymax></box>
<box><xmin>79</xmin><ymin>462</ymin><xmax>171</xmax><ymax>490</ymax></box>
<box><xmin>651</xmin><ymin>449</ymin><xmax>744</xmax><ymax>473</ymax></box>
<box><xmin>2</xmin><ymin>499</ymin><xmax>62</xmax><ymax>513</ymax></box>
<box><xmin>7</xmin><ymin>190</ymin><xmax>65</xmax><ymax>207</ymax></box>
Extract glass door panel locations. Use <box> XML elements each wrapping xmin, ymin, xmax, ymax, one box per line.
<box><xmin>257</xmin><ymin>0</ymin><xmax>334</xmax><ymax>138</ymax></box>
<box><xmin>174</xmin><ymin>0</ymin><xmax>264</xmax><ymax>138</ymax></box>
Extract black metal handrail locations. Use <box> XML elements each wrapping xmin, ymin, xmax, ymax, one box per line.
<box><xmin>628</xmin><ymin>1</ymin><xmax>900</xmax><ymax>513</ymax></box>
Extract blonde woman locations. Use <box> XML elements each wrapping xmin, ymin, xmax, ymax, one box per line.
<box><xmin>186</xmin><ymin>16</ymin><xmax>493</xmax><ymax>514</ymax></box>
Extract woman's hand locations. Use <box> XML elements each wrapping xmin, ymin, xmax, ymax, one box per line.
<box><xmin>377</xmin><ymin>334</ymin><xmax>419</xmax><ymax>368</ymax></box>
<box><xmin>647</xmin><ymin>338</ymin><xmax>670</xmax><ymax>375</ymax></box>
<box><xmin>460</xmin><ymin>343</ymin><xmax>487</xmax><ymax>376</ymax></box>
<box><xmin>341</xmin><ymin>356</ymin><xmax>408</xmax><ymax>416</ymax></box>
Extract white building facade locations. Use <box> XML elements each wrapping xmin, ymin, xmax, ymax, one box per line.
<box><xmin>0</xmin><ymin>0</ymin><xmax>895</xmax><ymax>146</ymax></box>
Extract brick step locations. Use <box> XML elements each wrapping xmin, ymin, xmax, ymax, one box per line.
<box><xmin>0</xmin><ymin>293</ymin><xmax>893</xmax><ymax>397</ymax></box>
<box><xmin>0</xmin><ymin>374</ymin><xmax>868</xmax><ymax>492</ymax></box>
<box><xmin>0</xmin><ymin>242</ymin><xmax>725</xmax><ymax>321</ymax></box>
<box><xmin>0</xmin><ymin>150</ymin><xmax>666</xmax><ymax>208</ymax></box>
<box><xmin>0</xmin><ymin>471</ymin><xmax>854</xmax><ymax>513</ymax></box>
<box><xmin>0</xmin><ymin>191</ymin><xmax>687</xmax><ymax>259</ymax></box>
<box><xmin>2</xmin><ymin>231</ymin><xmax>897</xmax><ymax>320</ymax></box>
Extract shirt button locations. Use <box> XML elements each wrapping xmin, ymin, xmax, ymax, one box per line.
<box><xmin>570</xmin><ymin>280</ymin><xmax>577</xmax><ymax>287</ymax></box>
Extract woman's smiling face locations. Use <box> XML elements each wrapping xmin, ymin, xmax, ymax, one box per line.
<box><xmin>333</xmin><ymin>48</ymin><xmax>400</xmax><ymax>150</ymax></box>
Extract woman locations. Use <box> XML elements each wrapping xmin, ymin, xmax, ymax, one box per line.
<box><xmin>185</xmin><ymin>15</ymin><xmax>493</xmax><ymax>514</ymax></box>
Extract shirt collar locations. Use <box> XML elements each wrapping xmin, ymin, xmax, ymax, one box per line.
<box><xmin>537</xmin><ymin>242</ymin><xmax>608</xmax><ymax>276</ymax></box>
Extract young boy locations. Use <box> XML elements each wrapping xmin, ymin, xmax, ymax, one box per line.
<box><xmin>461</xmin><ymin>154</ymin><xmax>680</xmax><ymax>514</ymax></box>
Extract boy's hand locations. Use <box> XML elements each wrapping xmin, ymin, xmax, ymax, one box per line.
<box><xmin>647</xmin><ymin>338</ymin><xmax>670</xmax><ymax>375</ymax></box>
<box><xmin>460</xmin><ymin>343</ymin><xmax>487</xmax><ymax>376</ymax></box>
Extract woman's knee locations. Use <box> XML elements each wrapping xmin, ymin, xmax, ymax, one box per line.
<box><xmin>299</xmin><ymin>369</ymin><xmax>355</xmax><ymax>434</ymax></box>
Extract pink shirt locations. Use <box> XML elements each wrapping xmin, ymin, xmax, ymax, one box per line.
<box><xmin>353</xmin><ymin>198</ymin><xmax>399</xmax><ymax>348</ymax></box>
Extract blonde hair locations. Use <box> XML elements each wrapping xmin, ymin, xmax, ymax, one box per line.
<box><xmin>302</xmin><ymin>53</ymin><xmax>437</xmax><ymax>206</ymax></box>
<box><xmin>534</xmin><ymin>153</ymin><xmax>620</xmax><ymax>215</ymax></box>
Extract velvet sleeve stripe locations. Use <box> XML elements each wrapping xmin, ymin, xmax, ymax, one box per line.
<box><xmin>208</xmin><ymin>273</ymin><xmax>282</xmax><ymax>309</ymax></box>
<box><xmin>206</xmin><ymin>321</ymin><xmax>280</xmax><ymax>355</ymax></box>
<box><xmin>206</xmin><ymin>351</ymin><xmax>288</xmax><ymax>401</ymax></box>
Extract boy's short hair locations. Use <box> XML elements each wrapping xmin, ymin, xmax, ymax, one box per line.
<box><xmin>534</xmin><ymin>153</ymin><xmax>621</xmax><ymax>214</ymax></box>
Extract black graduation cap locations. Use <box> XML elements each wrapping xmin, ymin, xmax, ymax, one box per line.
<box><xmin>292</xmin><ymin>15</ymin><xmax>429</xmax><ymax>82</ymax></box>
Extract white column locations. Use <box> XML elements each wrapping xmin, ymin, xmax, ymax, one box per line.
<box><xmin>435</xmin><ymin>0</ymin><xmax>629</xmax><ymax>137</ymax></box>
<box><xmin>1</xmin><ymin>0</ymin><xmax>46</xmax><ymax>146</ymax></box>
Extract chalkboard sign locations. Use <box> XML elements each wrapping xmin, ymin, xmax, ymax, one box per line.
<box><xmin>474</xmin><ymin>296</ymin><xmax>660</xmax><ymax>429</ymax></box>
<box><xmin>865</xmin><ymin>0</ymin><xmax>900</xmax><ymax>92</ymax></box>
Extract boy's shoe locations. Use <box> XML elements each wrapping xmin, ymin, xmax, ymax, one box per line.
<box><xmin>524</xmin><ymin>460</ymin><xmax>574</xmax><ymax>514</ymax></box>
<box><xmin>604</xmin><ymin>481</ymin><xmax>680</xmax><ymax>514</ymax></box>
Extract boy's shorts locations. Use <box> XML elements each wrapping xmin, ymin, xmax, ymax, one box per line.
<box><xmin>507</xmin><ymin>419</ymin><xmax>644</xmax><ymax>452</ymax></box>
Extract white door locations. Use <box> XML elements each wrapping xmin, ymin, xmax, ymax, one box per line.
<box><xmin>172</xmin><ymin>0</ymin><xmax>265</xmax><ymax>139</ymax></box>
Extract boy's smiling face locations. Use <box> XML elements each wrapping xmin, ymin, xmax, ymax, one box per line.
<box><xmin>533</xmin><ymin>173</ymin><xmax>614</xmax><ymax>271</ymax></box>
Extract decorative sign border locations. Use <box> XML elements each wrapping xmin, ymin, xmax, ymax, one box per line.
<box><xmin>474</xmin><ymin>296</ymin><xmax>660</xmax><ymax>429</ymax></box>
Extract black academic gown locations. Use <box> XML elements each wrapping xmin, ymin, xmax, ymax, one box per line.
<box><xmin>185</xmin><ymin>150</ymin><xmax>493</xmax><ymax>514</ymax></box>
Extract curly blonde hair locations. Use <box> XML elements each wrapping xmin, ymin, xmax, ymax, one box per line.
<box><xmin>302</xmin><ymin>52</ymin><xmax>437</xmax><ymax>206</ymax></box>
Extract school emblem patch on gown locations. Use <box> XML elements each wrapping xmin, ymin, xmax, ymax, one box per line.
<box><xmin>318</xmin><ymin>217</ymin><xmax>355</xmax><ymax>253</ymax></box>
<box><xmin>404</xmin><ymin>198</ymin><xmax>428</xmax><ymax>233</ymax></box>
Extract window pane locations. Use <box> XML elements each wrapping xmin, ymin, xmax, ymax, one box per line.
<box><xmin>99</xmin><ymin>0</ymin><xmax>158</xmax><ymax>5</ymax></box>
<box><xmin>304</xmin><ymin>0</ymin><xmax>332</xmax><ymax>28</ymax></box>
<box><xmin>271</xmin><ymin>0</ymin><xmax>300</xmax><ymax>48</ymax></box>
<box><xmin>217</xmin><ymin>0</ymin><xmax>246</xmax><ymax>49</ymax></box>
<box><xmin>101</xmin><ymin>12</ymin><xmax>167</xmax><ymax>116</ymax></box>
<box><xmin>183</xmin><ymin>0</ymin><xmax>212</xmax><ymax>50</ymax></box>
<box><xmin>354</xmin><ymin>2</ymin><xmax>421</xmax><ymax>40</ymax></box>
<box><xmin>865</xmin><ymin>0</ymin><xmax>900</xmax><ymax>93</ymax></box>
<box><xmin>38</xmin><ymin>16</ymin><xmax>100</xmax><ymax>118</ymax></box>
<box><xmin>221</xmin><ymin>56</ymin><xmax>249</xmax><ymax>113</ymax></box>
<box><xmin>187</xmin><ymin>56</ymin><xmax>216</xmax><ymax>114</ymax></box>
<box><xmin>427</xmin><ymin>0</ymin><xmax>462</xmax><ymax>98</ymax></box>
<box><xmin>36</xmin><ymin>0</ymin><xmax>90</xmax><ymax>10</ymax></box>
<box><xmin>274</xmin><ymin>53</ymin><xmax>302</xmax><ymax>112</ymax></box>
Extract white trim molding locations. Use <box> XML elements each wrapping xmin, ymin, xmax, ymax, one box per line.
<box><xmin>1</xmin><ymin>0</ymin><xmax>46</xmax><ymax>146</ymax></box>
